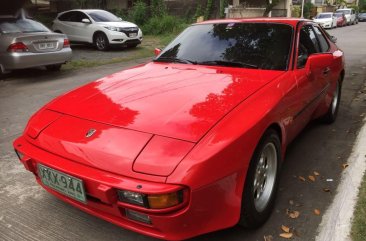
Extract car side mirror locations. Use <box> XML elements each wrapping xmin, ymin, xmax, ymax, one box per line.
<box><xmin>154</xmin><ymin>48</ymin><xmax>162</xmax><ymax>57</ymax></box>
<box><xmin>119</xmin><ymin>17</ymin><xmax>122</xmax><ymax>21</ymax></box>
<box><xmin>305</xmin><ymin>53</ymin><xmax>333</xmax><ymax>74</ymax></box>
<box><xmin>330</xmin><ymin>36</ymin><xmax>337</xmax><ymax>43</ymax></box>
<box><xmin>82</xmin><ymin>18</ymin><xmax>91</xmax><ymax>24</ymax></box>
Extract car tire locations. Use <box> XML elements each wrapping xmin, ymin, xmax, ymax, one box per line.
<box><xmin>238</xmin><ymin>129</ymin><xmax>281</xmax><ymax>228</ymax></box>
<box><xmin>46</xmin><ymin>64</ymin><xmax>62</xmax><ymax>71</ymax></box>
<box><xmin>94</xmin><ymin>32</ymin><xmax>109</xmax><ymax>51</ymax></box>
<box><xmin>321</xmin><ymin>78</ymin><xmax>342</xmax><ymax>124</ymax></box>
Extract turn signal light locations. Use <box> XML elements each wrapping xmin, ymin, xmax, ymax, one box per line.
<box><xmin>147</xmin><ymin>191</ymin><xmax>182</xmax><ymax>209</ymax></box>
<box><xmin>7</xmin><ymin>42</ymin><xmax>29</xmax><ymax>52</ymax></box>
<box><xmin>63</xmin><ymin>39</ymin><xmax>70</xmax><ymax>48</ymax></box>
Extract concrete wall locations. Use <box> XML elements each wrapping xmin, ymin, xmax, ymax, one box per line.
<box><xmin>227</xmin><ymin>0</ymin><xmax>290</xmax><ymax>18</ymax></box>
<box><xmin>228</xmin><ymin>7</ymin><xmax>265</xmax><ymax>17</ymax></box>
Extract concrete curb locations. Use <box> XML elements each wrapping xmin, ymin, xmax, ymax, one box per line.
<box><xmin>316</xmin><ymin>118</ymin><xmax>366</xmax><ymax>241</ymax></box>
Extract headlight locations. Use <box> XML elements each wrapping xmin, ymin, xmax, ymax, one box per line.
<box><xmin>118</xmin><ymin>189</ymin><xmax>184</xmax><ymax>209</ymax></box>
<box><xmin>118</xmin><ymin>190</ymin><xmax>147</xmax><ymax>206</ymax></box>
<box><xmin>104</xmin><ymin>26</ymin><xmax>120</xmax><ymax>32</ymax></box>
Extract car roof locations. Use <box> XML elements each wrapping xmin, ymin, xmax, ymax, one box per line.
<box><xmin>319</xmin><ymin>12</ymin><xmax>333</xmax><ymax>14</ymax></box>
<box><xmin>59</xmin><ymin>9</ymin><xmax>106</xmax><ymax>13</ymax></box>
<box><xmin>196</xmin><ymin>18</ymin><xmax>309</xmax><ymax>27</ymax></box>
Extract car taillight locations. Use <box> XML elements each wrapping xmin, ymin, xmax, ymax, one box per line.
<box><xmin>7</xmin><ymin>42</ymin><xmax>29</xmax><ymax>52</ymax></box>
<box><xmin>63</xmin><ymin>39</ymin><xmax>70</xmax><ymax>48</ymax></box>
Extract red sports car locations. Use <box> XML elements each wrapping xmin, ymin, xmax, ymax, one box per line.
<box><xmin>334</xmin><ymin>12</ymin><xmax>347</xmax><ymax>27</ymax></box>
<box><xmin>14</xmin><ymin>18</ymin><xmax>344</xmax><ymax>240</ymax></box>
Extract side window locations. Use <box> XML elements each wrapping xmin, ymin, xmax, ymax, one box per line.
<box><xmin>58</xmin><ymin>12</ymin><xmax>75</xmax><ymax>21</ymax></box>
<box><xmin>313</xmin><ymin>26</ymin><xmax>329</xmax><ymax>52</ymax></box>
<box><xmin>69</xmin><ymin>12</ymin><xmax>89</xmax><ymax>22</ymax></box>
<box><xmin>297</xmin><ymin>25</ymin><xmax>319</xmax><ymax>68</ymax></box>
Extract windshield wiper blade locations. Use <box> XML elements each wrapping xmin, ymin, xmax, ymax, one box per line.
<box><xmin>154</xmin><ymin>57</ymin><xmax>197</xmax><ymax>65</ymax></box>
<box><xmin>197</xmin><ymin>60</ymin><xmax>259</xmax><ymax>69</ymax></box>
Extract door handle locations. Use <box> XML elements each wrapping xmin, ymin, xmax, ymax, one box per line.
<box><xmin>323</xmin><ymin>67</ymin><xmax>330</xmax><ymax>75</ymax></box>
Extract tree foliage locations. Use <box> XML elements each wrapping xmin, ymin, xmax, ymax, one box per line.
<box><xmin>151</xmin><ymin>0</ymin><xmax>167</xmax><ymax>17</ymax></box>
<box><xmin>204</xmin><ymin>0</ymin><xmax>213</xmax><ymax>20</ymax></box>
<box><xmin>263</xmin><ymin>0</ymin><xmax>280</xmax><ymax>17</ymax></box>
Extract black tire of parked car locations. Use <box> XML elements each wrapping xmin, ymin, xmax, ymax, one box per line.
<box><xmin>238</xmin><ymin>128</ymin><xmax>281</xmax><ymax>229</ymax></box>
<box><xmin>321</xmin><ymin>77</ymin><xmax>342</xmax><ymax>124</ymax></box>
<box><xmin>94</xmin><ymin>32</ymin><xmax>109</xmax><ymax>51</ymax></box>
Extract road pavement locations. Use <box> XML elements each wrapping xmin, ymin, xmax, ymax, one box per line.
<box><xmin>0</xmin><ymin>23</ymin><xmax>365</xmax><ymax>241</ymax></box>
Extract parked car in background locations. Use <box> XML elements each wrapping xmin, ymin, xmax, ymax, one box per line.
<box><xmin>313</xmin><ymin>12</ymin><xmax>337</xmax><ymax>28</ymax></box>
<box><xmin>14</xmin><ymin>18</ymin><xmax>344</xmax><ymax>240</ymax></box>
<box><xmin>335</xmin><ymin>8</ymin><xmax>357</xmax><ymax>25</ymax></box>
<box><xmin>334</xmin><ymin>12</ymin><xmax>347</xmax><ymax>27</ymax></box>
<box><xmin>52</xmin><ymin>9</ymin><xmax>143</xmax><ymax>51</ymax></box>
<box><xmin>358</xmin><ymin>12</ymin><xmax>366</xmax><ymax>22</ymax></box>
<box><xmin>0</xmin><ymin>16</ymin><xmax>72</xmax><ymax>74</ymax></box>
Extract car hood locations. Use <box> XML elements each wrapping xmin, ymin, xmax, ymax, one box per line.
<box><xmin>97</xmin><ymin>21</ymin><xmax>138</xmax><ymax>28</ymax></box>
<box><xmin>47</xmin><ymin>62</ymin><xmax>285</xmax><ymax>142</ymax></box>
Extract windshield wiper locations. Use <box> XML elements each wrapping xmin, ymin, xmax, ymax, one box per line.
<box><xmin>154</xmin><ymin>57</ymin><xmax>197</xmax><ymax>65</ymax></box>
<box><xmin>197</xmin><ymin>60</ymin><xmax>259</xmax><ymax>69</ymax></box>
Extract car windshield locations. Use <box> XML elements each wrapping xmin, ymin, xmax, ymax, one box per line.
<box><xmin>317</xmin><ymin>14</ymin><xmax>332</xmax><ymax>18</ymax></box>
<box><xmin>360</xmin><ymin>13</ymin><xmax>366</xmax><ymax>16</ymax></box>
<box><xmin>334</xmin><ymin>13</ymin><xmax>343</xmax><ymax>17</ymax></box>
<box><xmin>0</xmin><ymin>18</ymin><xmax>49</xmax><ymax>33</ymax></box>
<box><xmin>87</xmin><ymin>10</ymin><xmax>121</xmax><ymax>22</ymax></box>
<box><xmin>155</xmin><ymin>23</ymin><xmax>293</xmax><ymax>70</ymax></box>
<box><xmin>337</xmin><ymin>10</ymin><xmax>351</xmax><ymax>14</ymax></box>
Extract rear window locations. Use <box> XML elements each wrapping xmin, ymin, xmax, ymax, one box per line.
<box><xmin>0</xmin><ymin>18</ymin><xmax>49</xmax><ymax>33</ymax></box>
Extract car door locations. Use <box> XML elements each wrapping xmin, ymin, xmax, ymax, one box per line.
<box><xmin>56</xmin><ymin>11</ymin><xmax>78</xmax><ymax>41</ymax></box>
<box><xmin>67</xmin><ymin>11</ymin><xmax>93</xmax><ymax>43</ymax></box>
<box><xmin>290</xmin><ymin>23</ymin><xmax>332</xmax><ymax>136</ymax></box>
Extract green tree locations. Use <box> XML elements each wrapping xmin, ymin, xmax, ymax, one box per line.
<box><xmin>130</xmin><ymin>0</ymin><xmax>148</xmax><ymax>26</ymax></box>
<box><xmin>220</xmin><ymin>0</ymin><xmax>228</xmax><ymax>18</ymax></box>
<box><xmin>204</xmin><ymin>0</ymin><xmax>213</xmax><ymax>20</ymax></box>
<box><xmin>263</xmin><ymin>0</ymin><xmax>280</xmax><ymax>17</ymax></box>
<box><xmin>151</xmin><ymin>0</ymin><xmax>167</xmax><ymax>17</ymax></box>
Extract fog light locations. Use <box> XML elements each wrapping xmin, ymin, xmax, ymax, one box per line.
<box><xmin>15</xmin><ymin>149</ymin><xmax>25</xmax><ymax>160</ymax></box>
<box><xmin>147</xmin><ymin>191</ymin><xmax>183</xmax><ymax>209</ymax></box>
<box><xmin>125</xmin><ymin>209</ymin><xmax>151</xmax><ymax>224</ymax></box>
<box><xmin>118</xmin><ymin>190</ymin><xmax>147</xmax><ymax>207</ymax></box>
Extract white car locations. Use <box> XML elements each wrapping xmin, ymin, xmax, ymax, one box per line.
<box><xmin>313</xmin><ymin>12</ymin><xmax>337</xmax><ymax>29</ymax></box>
<box><xmin>335</xmin><ymin>8</ymin><xmax>357</xmax><ymax>25</ymax></box>
<box><xmin>52</xmin><ymin>9</ymin><xmax>143</xmax><ymax>51</ymax></box>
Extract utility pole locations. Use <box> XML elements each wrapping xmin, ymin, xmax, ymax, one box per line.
<box><xmin>301</xmin><ymin>0</ymin><xmax>305</xmax><ymax>18</ymax></box>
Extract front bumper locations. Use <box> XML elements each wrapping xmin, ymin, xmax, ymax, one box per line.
<box><xmin>319</xmin><ymin>22</ymin><xmax>333</xmax><ymax>28</ymax></box>
<box><xmin>105</xmin><ymin>30</ymin><xmax>143</xmax><ymax>46</ymax></box>
<box><xmin>14</xmin><ymin>135</ymin><xmax>239</xmax><ymax>240</ymax></box>
<box><xmin>0</xmin><ymin>48</ymin><xmax>72</xmax><ymax>71</ymax></box>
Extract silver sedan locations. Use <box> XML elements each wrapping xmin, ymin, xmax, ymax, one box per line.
<box><xmin>0</xmin><ymin>17</ymin><xmax>72</xmax><ymax>74</ymax></box>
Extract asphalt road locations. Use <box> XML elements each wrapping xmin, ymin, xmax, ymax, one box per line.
<box><xmin>1</xmin><ymin>23</ymin><xmax>366</xmax><ymax>241</ymax></box>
